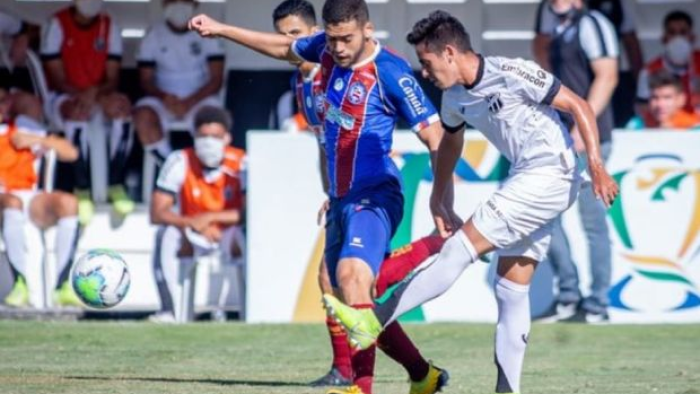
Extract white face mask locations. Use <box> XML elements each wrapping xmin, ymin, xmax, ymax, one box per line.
<box><xmin>75</xmin><ymin>0</ymin><xmax>103</xmax><ymax>19</ymax></box>
<box><xmin>194</xmin><ymin>136</ymin><xmax>226</xmax><ymax>169</ymax></box>
<box><xmin>164</xmin><ymin>2</ymin><xmax>195</xmax><ymax>30</ymax></box>
<box><xmin>665</xmin><ymin>36</ymin><xmax>693</xmax><ymax>66</ymax></box>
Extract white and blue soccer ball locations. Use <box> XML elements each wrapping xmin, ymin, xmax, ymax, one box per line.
<box><xmin>71</xmin><ymin>249</ymin><xmax>131</xmax><ymax>309</ymax></box>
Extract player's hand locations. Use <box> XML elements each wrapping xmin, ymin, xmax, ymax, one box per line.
<box><xmin>317</xmin><ymin>199</ymin><xmax>330</xmax><ymax>226</ymax></box>
<box><xmin>430</xmin><ymin>195</ymin><xmax>460</xmax><ymax>238</ymax></box>
<box><xmin>200</xmin><ymin>224</ymin><xmax>222</xmax><ymax>243</ymax></box>
<box><xmin>189</xmin><ymin>14</ymin><xmax>224</xmax><ymax>37</ymax></box>
<box><xmin>589</xmin><ymin>161</ymin><xmax>619</xmax><ymax>208</ymax></box>
<box><xmin>11</xmin><ymin>131</ymin><xmax>42</xmax><ymax>150</ymax></box>
<box><xmin>188</xmin><ymin>213</ymin><xmax>212</xmax><ymax>233</ymax></box>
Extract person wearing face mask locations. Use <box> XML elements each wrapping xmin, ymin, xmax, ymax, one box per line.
<box><xmin>626</xmin><ymin>71</ymin><xmax>700</xmax><ymax>130</ymax></box>
<box><xmin>149</xmin><ymin>106</ymin><xmax>245</xmax><ymax>323</ymax></box>
<box><xmin>41</xmin><ymin>0</ymin><xmax>135</xmax><ymax>225</ymax></box>
<box><xmin>133</xmin><ymin>0</ymin><xmax>225</xmax><ymax>165</ymax></box>
<box><xmin>533</xmin><ymin>0</ymin><xmax>643</xmax><ymax>80</ymax></box>
<box><xmin>636</xmin><ymin>11</ymin><xmax>700</xmax><ymax>117</ymax></box>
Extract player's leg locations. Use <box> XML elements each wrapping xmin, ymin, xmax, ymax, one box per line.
<box><xmin>151</xmin><ymin>225</ymin><xmax>190</xmax><ymax>323</ymax></box>
<box><xmin>100</xmin><ymin>92</ymin><xmax>135</xmax><ymax>216</ymax></box>
<box><xmin>58</xmin><ymin>95</ymin><xmax>93</xmax><ymax>225</ymax></box>
<box><xmin>310</xmin><ymin>257</ymin><xmax>353</xmax><ymax>387</ymax></box>
<box><xmin>0</xmin><ymin>193</ymin><xmax>29</xmax><ymax>306</ymax></box>
<box><xmin>30</xmin><ymin>191</ymin><xmax>81</xmax><ymax>306</ymax></box>
<box><xmin>493</xmin><ymin>255</ymin><xmax>537</xmax><ymax>394</ymax></box>
<box><xmin>577</xmin><ymin>180</ymin><xmax>612</xmax><ymax>322</ymax></box>
<box><xmin>133</xmin><ymin>98</ymin><xmax>171</xmax><ymax>164</ymax></box>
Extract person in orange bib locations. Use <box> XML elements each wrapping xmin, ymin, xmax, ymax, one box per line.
<box><xmin>627</xmin><ymin>71</ymin><xmax>700</xmax><ymax>130</ymax></box>
<box><xmin>0</xmin><ymin>98</ymin><xmax>81</xmax><ymax>308</ymax></box>
<box><xmin>149</xmin><ymin>106</ymin><xmax>245</xmax><ymax>322</ymax></box>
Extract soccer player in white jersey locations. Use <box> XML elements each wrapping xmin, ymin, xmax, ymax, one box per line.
<box><xmin>324</xmin><ymin>10</ymin><xmax>619</xmax><ymax>394</ymax></box>
<box><xmin>134</xmin><ymin>0</ymin><xmax>225</xmax><ymax>164</ymax></box>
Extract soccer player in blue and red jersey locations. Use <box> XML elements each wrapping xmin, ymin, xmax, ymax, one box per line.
<box><xmin>191</xmin><ymin>1</ymin><xmax>451</xmax><ymax>393</ymax></box>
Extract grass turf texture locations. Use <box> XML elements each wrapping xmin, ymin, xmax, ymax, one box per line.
<box><xmin>0</xmin><ymin>321</ymin><xmax>698</xmax><ymax>394</ymax></box>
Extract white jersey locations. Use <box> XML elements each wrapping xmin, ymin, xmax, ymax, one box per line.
<box><xmin>137</xmin><ymin>21</ymin><xmax>225</xmax><ymax>98</ymax></box>
<box><xmin>441</xmin><ymin>55</ymin><xmax>576</xmax><ymax>175</ymax></box>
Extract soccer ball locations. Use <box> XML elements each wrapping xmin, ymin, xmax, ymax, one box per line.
<box><xmin>71</xmin><ymin>249</ymin><xmax>131</xmax><ymax>309</ymax></box>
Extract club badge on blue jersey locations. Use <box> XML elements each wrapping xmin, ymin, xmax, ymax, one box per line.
<box><xmin>348</xmin><ymin>82</ymin><xmax>368</xmax><ymax>105</ymax></box>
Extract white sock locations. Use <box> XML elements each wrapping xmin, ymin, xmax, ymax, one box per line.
<box><xmin>494</xmin><ymin>275</ymin><xmax>531</xmax><ymax>394</ymax></box>
<box><xmin>375</xmin><ymin>230</ymin><xmax>477</xmax><ymax>325</ymax></box>
<box><xmin>145</xmin><ymin>138</ymin><xmax>171</xmax><ymax>163</ymax></box>
<box><xmin>2</xmin><ymin>208</ymin><xmax>27</xmax><ymax>279</ymax></box>
<box><xmin>54</xmin><ymin>216</ymin><xmax>80</xmax><ymax>287</ymax></box>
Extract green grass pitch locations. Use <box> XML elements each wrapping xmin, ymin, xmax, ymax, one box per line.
<box><xmin>0</xmin><ymin>321</ymin><xmax>698</xmax><ymax>394</ymax></box>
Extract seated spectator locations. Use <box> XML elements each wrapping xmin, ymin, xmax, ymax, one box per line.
<box><xmin>0</xmin><ymin>93</ymin><xmax>82</xmax><ymax>308</ymax></box>
<box><xmin>148</xmin><ymin>107</ymin><xmax>245</xmax><ymax>322</ymax></box>
<box><xmin>637</xmin><ymin>10</ymin><xmax>700</xmax><ymax>115</ymax></box>
<box><xmin>134</xmin><ymin>0</ymin><xmax>225</xmax><ymax>164</ymax></box>
<box><xmin>0</xmin><ymin>10</ymin><xmax>45</xmax><ymax>130</ymax></box>
<box><xmin>41</xmin><ymin>0</ymin><xmax>134</xmax><ymax>225</ymax></box>
<box><xmin>627</xmin><ymin>71</ymin><xmax>700</xmax><ymax>130</ymax></box>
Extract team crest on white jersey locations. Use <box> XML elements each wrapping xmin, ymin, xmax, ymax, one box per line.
<box><xmin>486</xmin><ymin>93</ymin><xmax>503</xmax><ymax>114</ymax></box>
<box><xmin>348</xmin><ymin>82</ymin><xmax>367</xmax><ymax>105</ymax></box>
<box><xmin>334</xmin><ymin>78</ymin><xmax>345</xmax><ymax>91</ymax></box>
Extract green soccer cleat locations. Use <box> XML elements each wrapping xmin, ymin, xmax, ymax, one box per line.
<box><xmin>76</xmin><ymin>189</ymin><xmax>95</xmax><ymax>226</ymax></box>
<box><xmin>54</xmin><ymin>280</ymin><xmax>82</xmax><ymax>307</ymax></box>
<box><xmin>4</xmin><ymin>277</ymin><xmax>29</xmax><ymax>307</ymax></box>
<box><xmin>108</xmin><ymin>185</ymin><xmax>135</xmax><ymax>217</ymax></box>
<box><xmin>322</xmin><ymin>294</ymin><xmax>382</xmax><ymax>350</ymax></box>
<box><xmin>409</xmin><ymin>362</ymin><xmax>450</xmax><ymax>394</ymax></box>
<box><xmin>326</xmin><ymin>385</ymin><xmax>366</xmax><ymax>394</ymax></box>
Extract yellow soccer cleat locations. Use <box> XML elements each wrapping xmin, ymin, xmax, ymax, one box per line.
<box><xmin>108</xmin><ymin>185</ymin><xmax>135</xmax><ymax>216</ymax></box>
<box><xmin>322</xmin><ymin>294</ymin><xmax>382</xmax><ymax>350</ymax></box>
<box><xmin>326</xmin><ymin>385</ymin><xmax>366</xmax><ymax>394</ymax></box>
<box><xmin>409</xmin><ymin>362</ymin><xmax>450</xmax><ymax>394</ymax></box>
<box><xmin>76</xmin><ymin>189</ymin><xmax>95</xmax><ymax>226</ymax></box>
<box><xmin>4</xmin><ymin>277</ymin><xmax>29</xmax><ymax>307</ymax></box>
<box><xmin>54</xmin><ymin>280</ymin><xmax>82</xmax><ymax>307</ymax></box>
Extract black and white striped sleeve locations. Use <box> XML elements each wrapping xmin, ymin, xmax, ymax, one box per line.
<box><xmin>579</xmin><ymin>11</ymin><xmax>619</xmax><ymax>60</ymax></box>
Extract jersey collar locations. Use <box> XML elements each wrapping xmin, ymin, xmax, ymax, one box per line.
<box><xmin>464</xmin><ymin>54</ymin><xmax>484</xmax><ymax>90</ymax></box>
<box><xmin>351</xmin><ymin>39</ymin><xmax>381</xmax><ymax>70</ymax></box>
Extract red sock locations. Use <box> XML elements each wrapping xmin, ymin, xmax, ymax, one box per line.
<box><xmin>378</xmin><ymin>321</ymin><xmax>429</xmax><ymax>382</ymax></box>
<box><xmin>326</xmin><ymin>317</ymin><xmax>352</xmax><ymax>379</ymax></box>
<box><xmin>376</xmin><ymin>235</ymin><xmax>446</xmax><ymax>297</ymax></box>
<box><xmin>351</xmin><ymin>304</ymin><xmax>376</xmax><ymax>394</ymax></box>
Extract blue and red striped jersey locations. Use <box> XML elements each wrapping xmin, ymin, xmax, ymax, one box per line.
<box><xmin>292</xmin><ymin>32</ymin><xmax>439</xmax><ymax>198</ymax></box>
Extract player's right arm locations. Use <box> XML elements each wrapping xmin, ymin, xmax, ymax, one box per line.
<box><xmin>189</xmin><ymin>14</ymin><xmax>298</xmax><ymax>62</ymax></box>
<box><xmin>431</xmin><ymin>101</ymin><xmax>465</xmax><ymax>237</ymax></box>
<box><xmin>552</xmin><ymin>85</ymin><xmax>618</xmax><ymax>207</ymax></box>
<box><xmin>150</xmin><ymin>152</ymin><xmax>191</xmax><ymax>229</ymax></box>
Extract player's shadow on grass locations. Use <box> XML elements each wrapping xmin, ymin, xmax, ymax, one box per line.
<box><xmin>66</xmin><ymin>375</ymin><xmax>308</xmax><ymax>387</ymax></box>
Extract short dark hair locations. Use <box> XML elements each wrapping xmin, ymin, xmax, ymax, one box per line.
<box><xmin>407</xmin><ymin>10</ymin><xmax>472</xmax><ymax>53</ymax></box>
<box><xmin>322</xmin><ymin>0</ymin><xmax>369</xmax><ymax>26</ymax></box>
<box><xmin>649</xmin><ymin>70</ymin><xmax>684</xmax><ymax>93</ymax></box>
<box><xmin>664</xmin><ymin>10</ymin><xmax>693</xmax><ymax>30</ymax></box>
<box><xmin>273</xmin><ymin>0</ymin><xmax>316</xmax><ymax>27</ymax></box>
<box><xmin>194</xmin><ymin>106</ymin><xmax>233</xmax><ymax>132</ymax></box>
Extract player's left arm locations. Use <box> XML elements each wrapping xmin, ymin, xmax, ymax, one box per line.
<box><xmin>11</xmin><ymin>132</ymin><xmax>78</xmax><ymax>162</ymax></box>
<box><xmin>201</xmin><ymin>209</ymin><xmax>242</xmax><ymax>227</ymax></box>
<box><xmin>551</xmin><ymin>85</ymin><xmax>619</xmax><ymax>207</ymax></box>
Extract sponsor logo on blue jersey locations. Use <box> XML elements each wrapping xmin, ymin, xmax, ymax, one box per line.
<box><xmin>399</xmin><ymin>77</ymin><xmax>429</xmax><ymax>117</ymax></box>
<box><xmin>326</xmin><ymin>104</ymin><xmax>355</xmax><ymax>130</ymax></box>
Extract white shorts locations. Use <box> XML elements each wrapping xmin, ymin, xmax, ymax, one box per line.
<box><xmin>6</xmin><ymin>190</ymin><xmax>38</xmax><ymax>216</ymax></box>
<box><xmin>135</xmin><ymin>96</ymin><xmax>222</xmax><ymax>135</ymax></box>
<box><xmin>472</xmin><ymin>169</ymin><xmax>581</xmax><ymax>262</ymax></box>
